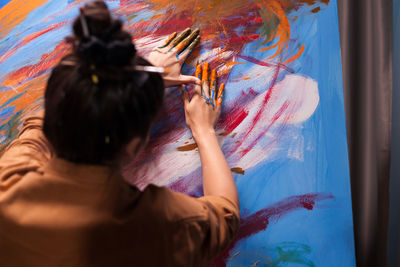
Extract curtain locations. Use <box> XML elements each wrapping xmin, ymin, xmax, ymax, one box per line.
<box><xmin>337</xmin><ymin>1</ymin><xmax>393</xmax><ymax>266</ymax></box>
<box><xmin>389</xmin><ymin>0</ymin><xmax>400</xmax><ymax>266</ymax></box>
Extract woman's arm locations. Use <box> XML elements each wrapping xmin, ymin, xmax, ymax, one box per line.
<box><xmin>182</xmin><ymin>64</ymin><xmax>239</xmax><ymax>207</ymax></box>
<box><xmin>0</xmin><ymin>111</ymin><xmax>53</xmax><ymax>183</ymax></box>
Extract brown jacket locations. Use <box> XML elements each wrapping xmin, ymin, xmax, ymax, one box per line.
<box><xmin>0</xmin><ymin>113</ymin><xmax>240</xmax><ymax>267</ymax></box>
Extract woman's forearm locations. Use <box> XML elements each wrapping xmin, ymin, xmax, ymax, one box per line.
<box><xmin>193</xmin><ymin>129</ymin><xmax>239</xmax><ymax>207</ymax></box>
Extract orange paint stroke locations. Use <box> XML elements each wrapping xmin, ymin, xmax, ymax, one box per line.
<box><xmin>0</xmin><ymin>74</ymin><xmax>47</xmax><ymax>124</ymax></box>
<box><xmin>226</xmin><ymin>61</ymin><xmax>245</xmax><ymax>68</ymax></box>
<box><xmin>0</xmin><ymin>0</ymin><xmax>49</xmax><ymax>39</ymax></box>
<box><xmin>282</xmin><ymin>44</ymin><xmax>305</xmax><ymax>65</ymax></box>
<box><xmin>257</xmin><ymin>41</ymin><xmax>280</xmax><ymax>52</ymax></box>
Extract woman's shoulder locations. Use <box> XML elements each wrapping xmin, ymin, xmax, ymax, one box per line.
<box><xmin>137</xmin><ymin>184</ymin><xmax>209</xmax><ymax>223</ymax></box>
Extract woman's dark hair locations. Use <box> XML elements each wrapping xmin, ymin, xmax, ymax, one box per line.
<box><xmin>43</xmin><ymin>0</ymin><xmax>164</xmax><ymax>165</ymax></box>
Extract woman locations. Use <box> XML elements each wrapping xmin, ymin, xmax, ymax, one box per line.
<box><xmin>0</xmin><ymin>1</ymin><xmax>239</xmax><ymax>266</ymax></box>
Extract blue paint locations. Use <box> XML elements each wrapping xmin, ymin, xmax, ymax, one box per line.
<box><xmin>0</xmin><ymin>1</ymin><xmax>355</xmax><ymax>265</ymax></box>
<box><xmin>0</xmin><ymin>106</ymin><xmax>15</xmax><ymax>123</ymax></box>
<box><xmin>0</xmin><ymin>92</ymin><xmax>24</xmax><ymax>110</ymax></box>
<box><xmin>227</xmin><ymin>2</ymin><xmax>355</xmax><ymax>266</ymax></box>
<box><xmin>0</xmin><ymin>0</ymin><xmax>11</xmax><ymax>9</ymax></box>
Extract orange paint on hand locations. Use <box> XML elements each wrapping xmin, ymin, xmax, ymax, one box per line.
<box><xmin>195</xmin><ymin>64</ymin><xmax>202</xmax><ymax>79</ymax></box>
<box><xmin>202</xmin><ymin>62</ymin><xmax>209</xmax><ymax>83</ymax></box>
<box><xmin>210</xmin><ymin>69</ymin><xmax>216</xmax><ymax>102</ymax></box>
<box><xmin>161</xmin><ymin>31</ymin><xmax>177</xmax><ymax>47</ymax></box>
<box><xmin>175</xmin><ymin>41</ymin><xmax>185</xmax><ymax>52</ymax></box>
<box><xmin>216</xmin><ymin>83</ymin><xmax>225</xmax><ymax>106</ymax></box>
<box><xmin>210</xmin><ymin>69</ymin><xmax>216</xmax><ymax>86</ymax></box>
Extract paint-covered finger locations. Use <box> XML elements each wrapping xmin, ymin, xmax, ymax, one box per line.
<box><xmin>210</xmin><ymin>69</ymin><xmax>216</xmax><ymax>108</ymax></box>
<box><xmin>177</xmin><ymin>75</ymin><xmax>200</xmax><ymax>85</ymax></box>
<box><xmin>216</xmin><ymin>83</ymin><xmax>225</xmax><ymax>106</ymax></box>
<box><xmin>158</xmin><ymin>32</ymin><xmax>177</xmax><ymax>48</ymax></box>
<box><xmin>195</xmin><ymin>64</ymin><xmax>202</xmax><ymax>81</ymax></box>
<box><xmin>176</xmin><ymin>28</ymin><xmax>199</xmax><ymax>54</ymax></box>
<box><xmin>202</xmin><ymin>63</ymin><xmax>210</xmax><ymax>102</ymax></box>
<box><xmin>179</xmin><ymin>35</ymin><xmax>200</xmax><ymax>60</ymax></box>
<box><xmin>170</xmin><ymin>28</ymin><xmax>191</xmax><ymax>49</ymax></box>
<box><xmin>192</xmin><ymin>64</ymin><xmax>202</xmax><ymax>96</ymax></box>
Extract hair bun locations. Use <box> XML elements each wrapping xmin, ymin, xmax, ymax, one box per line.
<box><xmin>72</xmin><ymin>0</ymin><xmax>136</xmax><ymax>66</ymax></box>
<box><xmin>78</xmin><ymin>32</ymin><xmax>137</xmax><ymax>66</ymax></box>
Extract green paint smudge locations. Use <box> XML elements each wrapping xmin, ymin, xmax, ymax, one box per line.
<box><xmin>0</xmin><ymin>110</ymin><xmax>23</xmax><ymax>155</ymax></box>
<box><xmin>271</xmin><ymin>242</ymin><xmax>315</xmax><ymax>267</ymax></box>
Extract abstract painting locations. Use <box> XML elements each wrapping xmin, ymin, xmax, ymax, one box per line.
<box><xmin>0</xmin><ymin>0</ymin><xmax>356</xmax><ymax>266</ymax></box>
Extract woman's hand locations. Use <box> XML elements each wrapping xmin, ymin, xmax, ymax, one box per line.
<box><xmin>182</xmin><ymin>63</ymin><xmax>225</xmax><ymax>140</ymax></box>
<box><xmin>182</xmin><ymin>63</ymin><xmax>238</xmax><ymax>208</ymax></box>
<box><xmin>148</xmin><ymin>28</ymin><xmax>201</xmax><ymax>87</ymax></box>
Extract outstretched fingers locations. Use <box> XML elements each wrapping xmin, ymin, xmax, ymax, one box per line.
<box><xmin>169</xmin><ymin>28</ymin><xmax>191</xmax><ymax>51</ymax></box>
<box><xmin>193</xmin><ymin>64</ymin><xmax>202</xmax><ymax>96</ymax></box>
<box><xmin>202</xmin><ymin>63</ymin><xmax>210</xmax><ymax>102</ymax></box>
<box><xmin>158</xmin><ymin>32</ymin><xmax>177</xmax><ymax>48</ymax></box>
<box><xmin>191</xmin><ymin>62</ymin><xmax>223</xmax><ymax>107</ymax></box>
<box><xmin>216</xmin><ymin>83</ymin><xmax>225</xmax><ymax>106</ymax></box>
<box><xmin>177</xmin><ymin>30</ymin><xmax>200</xmax><ymax>60</ymax></box>
<box><xmin>210</xmin><ymin>69</ymin><xmax>217</xmax><ymax>108</ymax></box>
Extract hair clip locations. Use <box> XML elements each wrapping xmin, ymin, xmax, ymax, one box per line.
<box><xmin>59</xmin><ymin>60</ymin><xmax>77</xmax><ymax>66</ymax></box>
<box><xmin>91</xmin><ymin>74</ymin><xmax>99</xmax><ymax>84</ymax></box>
<box><xmin>59</xmin><ymin>60</ymin><xmax>165</xmax><ymax>75</ymax></box>
<box><xmin>133</xmin><ymin>65</ymin><xmax>164</xmax><ymax>74</ymax></box>
<box><xmin>89</xmin><ymin>64</ymin><xmax>99</xmax><ymax>84</ymax></box>
<box><xmin>79</xmin><ymin>8</ymin><xmax>90</xmax><ymax>38</ymax></box>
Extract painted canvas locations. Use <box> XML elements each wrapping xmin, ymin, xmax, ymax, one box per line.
<box><xmin>0</xmin><ymin>0</ymin><xmax>356</xmax><ymax>266</ymax></box>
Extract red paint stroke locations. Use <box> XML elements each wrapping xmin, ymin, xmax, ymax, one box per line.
<box><xmin>238</xmin><ymin>55</ymin><xmax>295</xmax><ymax>73</ymax></box>
<box><xmin>220</xmin><ymin>62</ymin><xmax>282</xmax><ymax>157</ymax></box>
<box><xmin>240</xmin><ymin>60</ymin><xmax>281</xmax><ymax>137</ymax></box>
<box><xmin>241</xmin><ymin>100</ymin><xmax>290</xmax><ymax>156</ymax></box>
<box><xmin>224</xmin><ymin>109</ymin><xmax>249</xmax><ymax>134</ymax></box>
<box><xmin>0</xmin><ymin>22</ymin><xmax>67</xmax><ymax>63</ymax></box>
<box><xmin>208</xmin><ymin>192</ymin><xmax>335</xmax><ymax>267</ymax></box>
<box><xmin>2</xmin><ymin>42</ymin><xmax>70</xmax><ymax>87</ymax></box>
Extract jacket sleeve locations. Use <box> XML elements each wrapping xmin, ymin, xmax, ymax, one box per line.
<box><xmin>0</xmin><ymin>111</ymin><xmax>53</xmax><ymax>183</ymax></box>
<box><xmin>169</xmin><ymin>192</ymin><xmax>240</xmax><ymax>266</ymax></box>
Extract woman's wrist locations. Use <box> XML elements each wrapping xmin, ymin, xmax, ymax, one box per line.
<box><xmin>191</xmin><ymin>127</ymin><xmax>217</xmax><ymax>145</ymax></box>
